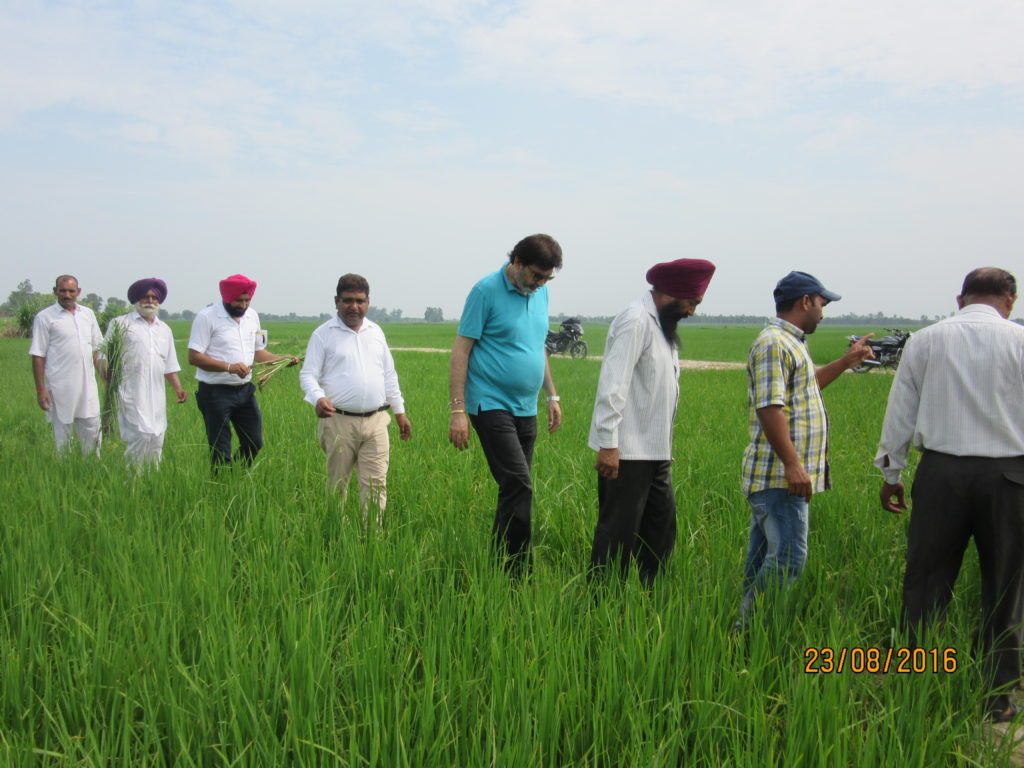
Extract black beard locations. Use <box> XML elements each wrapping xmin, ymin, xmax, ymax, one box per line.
<box><xmin>223</xmin><ymin>302</ymin><xmax>246</xmax><ymax>318</ymax></box>
<box><xmin>657</xmin><ymin>304</ymin><xmax>683</xmax><ymax>345</ymax></box>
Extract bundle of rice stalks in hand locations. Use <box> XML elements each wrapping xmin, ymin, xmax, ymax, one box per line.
<box><xmin>254</xmin><ymin>356</ymin><xmax>301</xmax><ymax>391</ymax></box>
<box><xmin>99</xmin><ymin>318</ymin><xmax>128</xmax><ymax>437</ymax></box>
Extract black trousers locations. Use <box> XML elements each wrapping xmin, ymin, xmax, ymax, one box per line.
<box><xmin>591</xmin><ymin>459</ymin><xmax>677</xmax><ymax>585</ymax></box>
<box><xmin>469</xmin><ymin>410</ymin><xmax>537</xmax><ymax>573</ymax></box>
<box><xmin>195</xmin><ymin>381</ymin><xmax>263</xmax><ymax>467</ymax></box>
<box><xmin>903</xmin><ymin>451</ymin><xmax>1024</xmax><ymax>712</ymax></box>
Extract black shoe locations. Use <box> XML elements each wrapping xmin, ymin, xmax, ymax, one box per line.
<box><xmin>986</xmin><ymin>703</ymin><xmax>1020</xmax><ymax>724</ymax></box>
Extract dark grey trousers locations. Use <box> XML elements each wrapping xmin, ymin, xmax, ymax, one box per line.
<box><xmin>469</xmin><ymin>409</ymin><xmax>537</xmax><ymax>574</ymax></box>
<box><xmin>904</xmin><ymin>450</ymin><xmax>1024</xmax><ymax>712</ymax></box>
<box><xmin>591</xmin><ymin>459</ymin><xmax>676</xmax><ymax>585</ymax></box>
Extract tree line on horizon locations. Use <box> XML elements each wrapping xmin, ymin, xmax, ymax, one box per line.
<box><xmin>0</xmin><ymin>279</ymin><xmax>967</xmax><ymax>337</ymax></box>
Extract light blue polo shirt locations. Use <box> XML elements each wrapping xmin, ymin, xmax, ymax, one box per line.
<box><xmin>458</xmin><ymin>264</ymin><xmax>549</xmax><ymax>416</ymax></box>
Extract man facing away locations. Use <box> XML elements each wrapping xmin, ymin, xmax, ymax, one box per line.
<box><xmin>589</xmin><ymin>258</ymin><xmax>716</xmax><ymax>585</ymax></box>
<box><xmin>29</xmin><ymin>275</ymin><xmax>103</xmax><ymax>455</ymax></box>
<box><xmin>187</xmin><ymin>274</ymin><xmax>298</xmax><ymax>467</ymax></box>
<box><xmin>737</xmin><ymin>271</ymin><xmax>873</xmax><ymax>628</ymax></box>
<box><xmin>876</xmin><ymin>267</ymin><xmax>1024</xmax><ymax>723</ymax></box>
<box><xmin>299</xmin><ymin>274</ymin><xmax>412</xmax><ymax>523</ymax></box>
<box><xmin>103</xmin><ymin>278</ymin><xmax>187</xmax><ymax>468</ymax></box>
<box><xmin>448</xmin><ymin>234</ymin><xmax>563</xmax><ymax>575</ymax></box>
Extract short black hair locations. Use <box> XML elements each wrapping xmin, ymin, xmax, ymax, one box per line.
<box><xmin>336</xmin><ymin>273</ymin><xmax>370</xmax><ymax>296</ymax></box>
<box><xmin>775</xmin><ymin>296</ymin><xmax>801</xmax><ymax>314</ymax></box>
<box><xmin>961</xmin><ymin>267</ymin><xmax>1016</xmax><ymax>299</ymax></box>
<box><xmin>508</xmin><ymin>234</ymin><xmax>563</xmax><ymax>271</ymax></box>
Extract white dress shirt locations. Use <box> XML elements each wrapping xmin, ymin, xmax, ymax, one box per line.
<box><xmin>588</xmin><ymin>292</ymin><xmax>679</xmax><ymax>460</ymax></box>
<box><xmin>875</xmin><ymin>303</ymin><xmax>1024</xmax><ymax>484</ymax></box>
<box><xmin>107</xmin><ymin>311</ymin><xmax>181</xmax><ymax>434</ymax></box>
<box><xmin>299</xmin><ymin>315</ymin><xmax>406</xmax><ymax>414</ymax></box>
<box><xmin>28</xmin><ymin>303</ymin><xmax>102</xmax><ymax>423</ymax></box>
<box><xmin>187</xmin><ymin>303</ymin><xmax>266</xmax><ymax>385</ymax></box>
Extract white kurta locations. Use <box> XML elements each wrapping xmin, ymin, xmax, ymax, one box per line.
<box><xmin>107</xmin><ymin>311</ymin><xmax>182</xmax><ymax>435</ymax></box>
<box><xmin>29</xmin><ymin>303</ymin><xmax>103</xmax><ymax>424</ymax></box>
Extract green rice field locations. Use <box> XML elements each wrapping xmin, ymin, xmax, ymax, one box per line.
<box><xmin>1</xmin><ymin>321</ymin><xmax>1018</xmax><ymax>766</ymax></box>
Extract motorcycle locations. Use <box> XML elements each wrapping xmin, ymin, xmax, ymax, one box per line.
<box><xmin>846</xmin><ymin>328</ymin><xmax>911</xmax><ymax>373</ymax></box>
<box><xmin>545</xmin><ymin>318</ymin><xmax>588</xmax><ymax>359</ymax></box>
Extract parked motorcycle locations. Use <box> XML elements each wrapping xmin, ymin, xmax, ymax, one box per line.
<box><xmin>846</xmin><ymin>328</ymin><xmax>911</xmax><ymax>372</ymax></box>
<box><xmin>545</xmin><ymin>318</ymin><xmax>588</xmax><ymax>359</ymax></box>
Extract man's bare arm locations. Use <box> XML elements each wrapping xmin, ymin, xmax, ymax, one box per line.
<box><xmin>756</xmin><ymin>405</ymin><xmax>812</xmax><ymax>500</ymax></box>
<box><xmin>448</xmin><ymin>335</ymin><xmax>475</xmax><ymax>449</ymax></box>
<box><xmin>31</xmin><ymin>355</ymin><xmax>50</xmax><ymax>411</ymax></box>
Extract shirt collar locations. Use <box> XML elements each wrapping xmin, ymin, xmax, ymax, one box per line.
<box><xmin>214</xmin><ymin>302</ymin><xmax>249</xmax><ymax>320</ymax></box>
<box><xmin>641</xmin><ymin>290</ymin><xmax>658</xmax><ymax>319</ymax></box>
<box><xmin>769</xmin><ymin>316</ymin><xmax>807</xmax><ymax>342</ymax></box>
<box><xmin>327</xmin><ymin>314</ymin><xmax>373</xmax><ymax>333</ymax></box>
<box><xmin>499</xmin><ymin>263</ymin><xmax>518</xmax><ymax>293</ymax></box>
<box><xmin>958</xmin><ymin>303</ymin><xmax>1004</xmax><ymax>319</ymax></box>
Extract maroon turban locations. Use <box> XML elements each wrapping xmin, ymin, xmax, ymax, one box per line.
<box><xmin>646</xmin><ymin>259</ymin><xmax>716</xmax><ymax>300</ymax></box>
<box><xmin>219</xmin><ymin>274</ymin><xmax>257</xmax><ymax>303</ymax></box>
<box><xmin>127</xmin><ymin>278</ymin><xmax>168</xmax><ymax>304</ymax></box>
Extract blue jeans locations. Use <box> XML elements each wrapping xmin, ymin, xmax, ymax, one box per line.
<box><xmin>739</xmin><ymin>488</ymin><xmax>809</xmax><ymax>623</ymax></box>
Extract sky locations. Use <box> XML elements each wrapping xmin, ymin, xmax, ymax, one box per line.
<box><xmin>2</xmin><ymin>0</ymin><xmax>1023</xmax><ymax>320</ymax></box>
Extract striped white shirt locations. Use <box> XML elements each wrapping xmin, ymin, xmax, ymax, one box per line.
<box><xmin>875</xmin><ymin>303</ymin><xmax>1024</xmax><ymax>484</ymax></box>
<box><xmin>588</xmin><ymin>292</ymin><xmax>679</xmax><ymax>460</ymax></box>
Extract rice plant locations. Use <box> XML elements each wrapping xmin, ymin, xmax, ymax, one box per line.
<box><xmin>98</xmin><ymin>316</ymin><xmax>129</xmax><ymax>438</ymax></box>
<box><xmin>0</xmin><ymin>324</ymin><xmax>1017</xmax><ymax>766</ymax></box>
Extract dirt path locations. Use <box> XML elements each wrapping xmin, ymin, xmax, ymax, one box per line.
<box><xmin>390</xmin><ymin>347</ymin><xmax>746</xmax><ymax>370</ymax></box>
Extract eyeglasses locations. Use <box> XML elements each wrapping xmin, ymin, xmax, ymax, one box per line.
<box><xmin>525</xmin><ymin>267</ymin><xmax>555</xmax><ymax>284</ymax></box>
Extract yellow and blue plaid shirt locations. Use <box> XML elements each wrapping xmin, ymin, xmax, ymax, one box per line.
<box><xmin>741</xmin><ymin>318</ymin><xmax>831</xmax><ymax>496</ymax></box>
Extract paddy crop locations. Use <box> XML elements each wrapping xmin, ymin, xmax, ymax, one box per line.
<box><xmin>0</xmin><ymin>323</ymin><xmax>1014</xmax><ymax>766</ymax></box>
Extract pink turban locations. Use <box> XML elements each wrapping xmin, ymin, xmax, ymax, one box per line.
<box><xmin>646</xmin><ymin>259</ymin><xmax>716</xmax><ymax>300</ymax></box>
<box><xmin>219</xmin><ymin>274</ymin><xmax>257</xmax><ymax>303</ymax></box>
<box><xmin>127</xmin><ymin>278</ymin><xmax>168</xmax><ymax>304</ymax></box>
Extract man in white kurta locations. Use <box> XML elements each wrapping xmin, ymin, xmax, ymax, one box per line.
<box><xmin>105</xmin><ymin>278</ymin><xmax>188</xmax><ymax>467</ymax></box>
<box><xmin>299</xmin><ymin>274</ymin><xmax>412</xmax><ymax>521</ymax></box>
<box><xmin>29</xmin><ymin>275</ymin><xmax>103</xmax><ymax>455</ymax></box>
<box><xmin>588</xmin><ymin>259</ymin><xmax>716</xmax><ymax>585</ymax></box>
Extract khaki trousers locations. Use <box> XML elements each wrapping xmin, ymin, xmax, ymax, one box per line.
<box><xmin>317</xmin><ymin>410</ymin><xmax>391</xmax><ymax>521</ymax></box>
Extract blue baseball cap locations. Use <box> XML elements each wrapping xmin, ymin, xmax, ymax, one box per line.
<box><xmin>773</xmin><ymin>271</ymin><xmax>841</xmax><ymax>303</ymax></box>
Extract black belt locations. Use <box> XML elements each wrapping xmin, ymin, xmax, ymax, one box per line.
<box><xmin>334</xmin><ymin>404</ymin><xmax>390</xmax><ymax>418</ymax></box>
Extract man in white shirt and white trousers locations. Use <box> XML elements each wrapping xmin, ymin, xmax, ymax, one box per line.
<box><xmin>104</xmin><ymin>278</ymin><xmax>188</xmax><ymax>468</ymax></box>
<box><xmin>876</xmin><ymin>267</ymin><xmax>1024</xmax><ymax>723</ymax></box>
<box><xmin>29</xmin><ymin>274</ymin><xmax>103</xmax><ymax>455</ymax></box>
<box><xmin>588</xmin><ymin>258</ymin><xmax>716</xmax><ymax>585</ymax></box>
<box><xmin>300</xmin><ymin>274</ymin><xmax>412</xmax><ymax>522</ymax></box>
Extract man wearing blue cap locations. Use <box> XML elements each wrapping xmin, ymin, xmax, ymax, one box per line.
<box><xmin>103</xmin><ymin>278</ymin><xmax>188</xmax><ymax>467</ymax></box>
<box><xmin>737</xmin><ymin>271</ymin><xmax>874</xmax><ymax>628</ymax></box>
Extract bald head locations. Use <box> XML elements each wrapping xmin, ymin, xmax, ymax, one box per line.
<box><xmin>958</xmin><ymin>267</ymin><xmax>1017</xmax><ymax>319</ymax></box>
<box><xmin>961</xmin><ymin>267</ymin><xmax>1016</xmax><ymax>301</ymax></box>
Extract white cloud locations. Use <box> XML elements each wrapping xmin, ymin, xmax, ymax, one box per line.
<box><xmin>458</xmin><ymin>0</ymin><xmax>1024</xmax><ymax>119</ymax></box>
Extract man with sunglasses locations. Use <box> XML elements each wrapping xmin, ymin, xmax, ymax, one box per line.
<box><xmin>448</xmin><ymin>234</ymin><xmax>563</xmax><ymax>576</ymax></box>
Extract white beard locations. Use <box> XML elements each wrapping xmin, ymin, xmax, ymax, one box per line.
<box><xmin>136</xmin><ymin>302</ymin><xmax>159</xmax><ymax>318</ymax></box>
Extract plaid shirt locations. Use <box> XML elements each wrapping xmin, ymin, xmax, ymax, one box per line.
<box><xmin>741</xmin><ymin>318</ymin><xmax>830</xmax><ymax>496</ymax></box>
